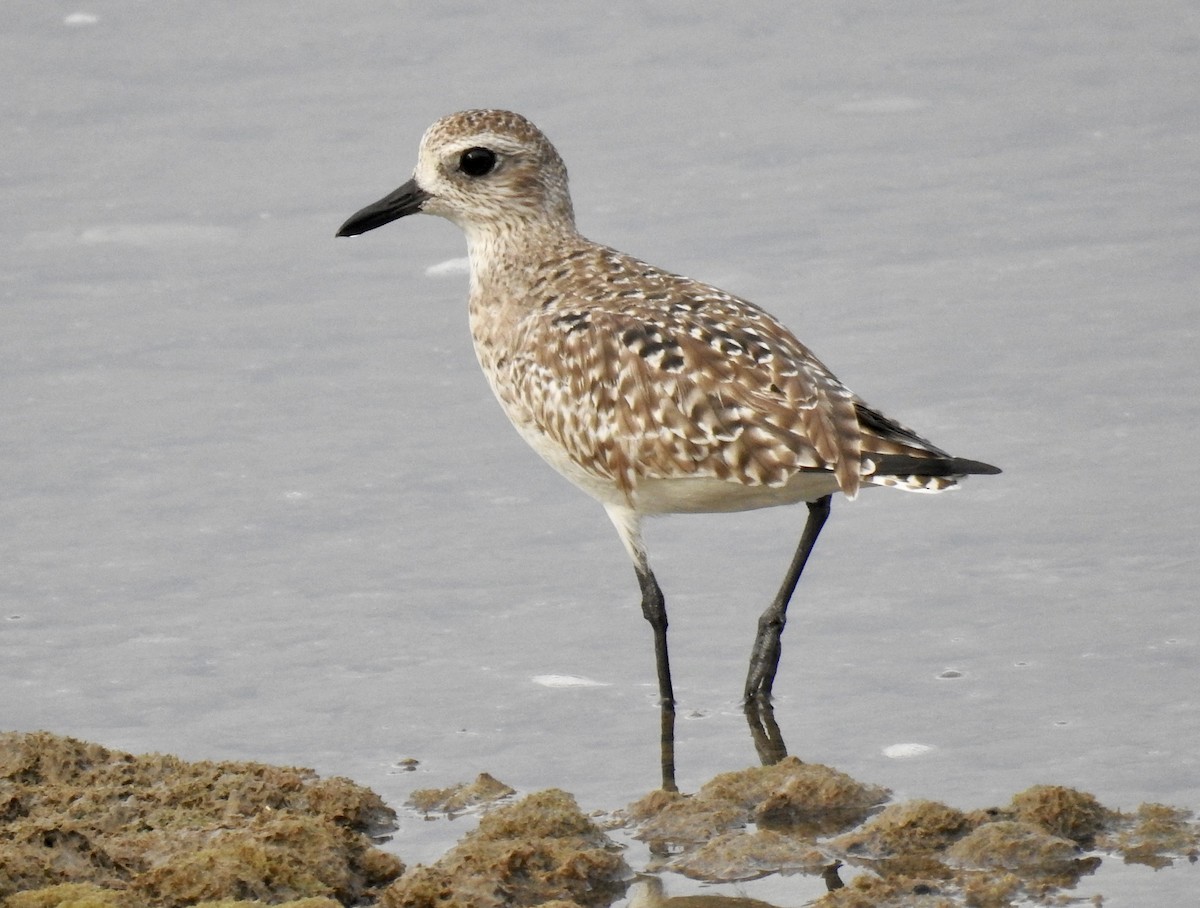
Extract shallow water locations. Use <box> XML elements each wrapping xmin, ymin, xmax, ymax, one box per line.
<box><xmin>3</xmin><ymin>2</ymin><xmax>1198</xmax><ymax>903</ymax></box>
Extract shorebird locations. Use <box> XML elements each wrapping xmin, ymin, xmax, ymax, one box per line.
<box><xmin>337</xmin><ymin>109</ymin><xmax>999</xmax><ymax>708</ymax></box>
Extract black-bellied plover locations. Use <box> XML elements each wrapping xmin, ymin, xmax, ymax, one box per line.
<box><xmin>337</xmin><ymin>109</ymin><xmax>999</xmax><ymax>708</ymax></box>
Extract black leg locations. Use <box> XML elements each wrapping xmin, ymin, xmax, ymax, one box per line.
<box><xmin>606</xmin><ymin>506</ymin><xmax>678</xmax><ymax>790</ymax></box>
<box><xmin>744</xmin><ymin>494</ymin><xmax>832</xmax><ymax>703</ymax></box>
<box><xmin>659</xmin><ymin>696</ymin><xmax>678</xmax><ymax>793</ymax></box>
<box><xmin>636</xmin><ymin>564</ymin><xmax>675</xmax><ymax>709</ymax></box>
<box><xmin>635</xmin><ymin>564</ymin><xmax>677</xmax><ymax>791</ymax></box>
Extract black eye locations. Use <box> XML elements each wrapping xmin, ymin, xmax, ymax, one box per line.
<box><xmin>459</xmin><ymin>147</ymin><xmax>497</xmax><ymax>177</ymax></box>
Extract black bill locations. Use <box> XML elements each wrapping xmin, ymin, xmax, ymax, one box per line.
<box><xmin>336</xmin><ymin>178</ymin><xmax>430</xmax><ymax>237</ymax></box>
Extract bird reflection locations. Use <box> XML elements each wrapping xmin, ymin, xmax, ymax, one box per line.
<box><xmin>627</xmin><ymin>874</ymin><xmax>782</xmax><ymax>908</ymax></box>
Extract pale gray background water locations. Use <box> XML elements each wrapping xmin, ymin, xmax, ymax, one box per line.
<box><xmin>3</xmin><ymin>2</ymin><xmax>1197</xmax><ymax>903</ymax></box>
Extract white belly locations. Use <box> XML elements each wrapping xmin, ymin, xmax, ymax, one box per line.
<box><xmin>634</xmin><ymin>472</ymin><xmax>841</xmax><ymax>514</ymax></box>
<box><xmin>512</xmin><ymin>414</ymin><xmax>840</xmax><ymax>515</ymax></box>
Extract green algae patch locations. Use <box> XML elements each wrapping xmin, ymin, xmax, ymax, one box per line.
<box><xmin>379</xmin><ymin>789</ymin><xmax>628</xmax><ymax>908</ymax></box>
<box><xmin>0</xmin><ymin>731</ymin><xmax>402</xmax><ymax>907</ymax></box>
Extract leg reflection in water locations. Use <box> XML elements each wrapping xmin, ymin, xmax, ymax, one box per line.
<box><xmin>655</xmin><ymin>698</ymin><xmax>790</xmax><ymax>792</ymax></box>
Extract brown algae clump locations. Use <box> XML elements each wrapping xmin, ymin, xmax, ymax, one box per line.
<box><xmin>627</xmin><ymin>758</ymin><xmax>888</xmax><ymax>883</ymax></box>
<box><xmin>407</xmin><ymin>772</ymin><xmax>516</xmax><ymax>815</ymax></box>
<box><xmin>380</xmin><ymin>788</ymin><xmax>629</xmax><ymax>907</ymax></box>
<box><xmin>631</xmin><ymin>757</ymin><xmax>887</xmax><ymax>850</ymax></box>
<box><xmin>0</xmin><ymin>731</ymin><xmax>403</xmax><ymax>906</ymax></box>
<box><xmin>1098</xmin><ymin>802</ymin><xmax>1200</xmax><ymax>868</ymax></box>
<box><xmin>8</xmin><ymin>732</ymin><xmax>1198</xmax><ymax>906</ymax></box>
<box><xmin>700</xmin><ymin>757</ymin><xmax>889</xmax><ymax>833</ymax></box>
<box><xmin>947</xmin><ymin>821</ymin><xmax>1083</xmax><ymax>876</ymax></box>
<box><xmin>5</xmin><ymin>892</ymin><xmax>342</xmax><ymax>908</ymax></box>
<box><xmin>633</xmin><ymin>796</ymin><xmax>749</xmax><ymax>850</ymax></box>
<box><xmin>2</xmin><ymin>883</ymin><xmax>130</xmax><ymax>908</ymax></box>
<box><xmin>1009</xmin><ymin>784</ymin><xmax>1110</xmax><ymax>845</ymax></box>
<box><xmin>667</xmin><ymin>829</ymin><xmax>828</xmax><ymax>882</ymax></box>
<box><xmin>624</xmin><ymin>763</ymin><xmax>1182</xmax><ymax>903</ymax></box>
<box><xmin>832</xmin><ymin>800</ymin><xmax>972</xmax><ymax>859</ymax></box>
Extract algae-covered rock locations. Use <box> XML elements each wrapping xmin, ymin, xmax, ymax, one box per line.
<box><xmin>1008</xmin><ymin>785</ymin><xmax>1109</xmax><ymax>845</ymax></box>
<box><xmin>192</xmin><ymin>901</ymin><xmax>342</xmax><ymax>908</ymax></box>
<box><xmin>946</xmin><ymin>820</ymin><xmax>1079</xmax><ymax>875</ymax></box>
<box><xmin>9</xmin><ymin>731</ymin><xmax>1198</xmax><ymax>907</ymax></box>
<box><xmin>632</xmin><ymin>794</ymin><xmax>747</xmax><ymax>849</ymax></box>
<box><xmin>832</xmin><ymin>800</ymin><xmax>972</xmax><ymax>859</ymax></box>
<box><xmin>380</xmin><ymin>788</ymin><xmax>628</xmax><ymax>908</ymax></box>
<box><xmin>2</xmin><ymin>883</ymin><xmax>126</xmax><ymax>908</ymax></box>
<box><xmin>667</xmin><ymin>828</ymin><xmax>828</xmax><ymax>882</ymax></box>
<box><xmin>627</xmin><ymin>757</ymin><xmax>887</xmax><ymax>883</ymax></box>
<box><xmin>699</xmin><ymin>757</ymin><xmax>888</xmax><ymax>834</ymax></box>
<box><xmin>630</xmin><ymin>756</ymin><xmax>888</xmax><ymax>855</ymax></box>
<box><xmin>0</xmin><ymin>731</ymin><xmax>403</xmax><ymax>906</ymax></box>
<box><xmin>407</xmin><ymin>773</ymin><xmax>516</xmax><ymax>815</ymax></box>
<box><xmin>1098</xmin><ymin>802</ymin><xmax>1200</xmax><ymax>869</ymax></box>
